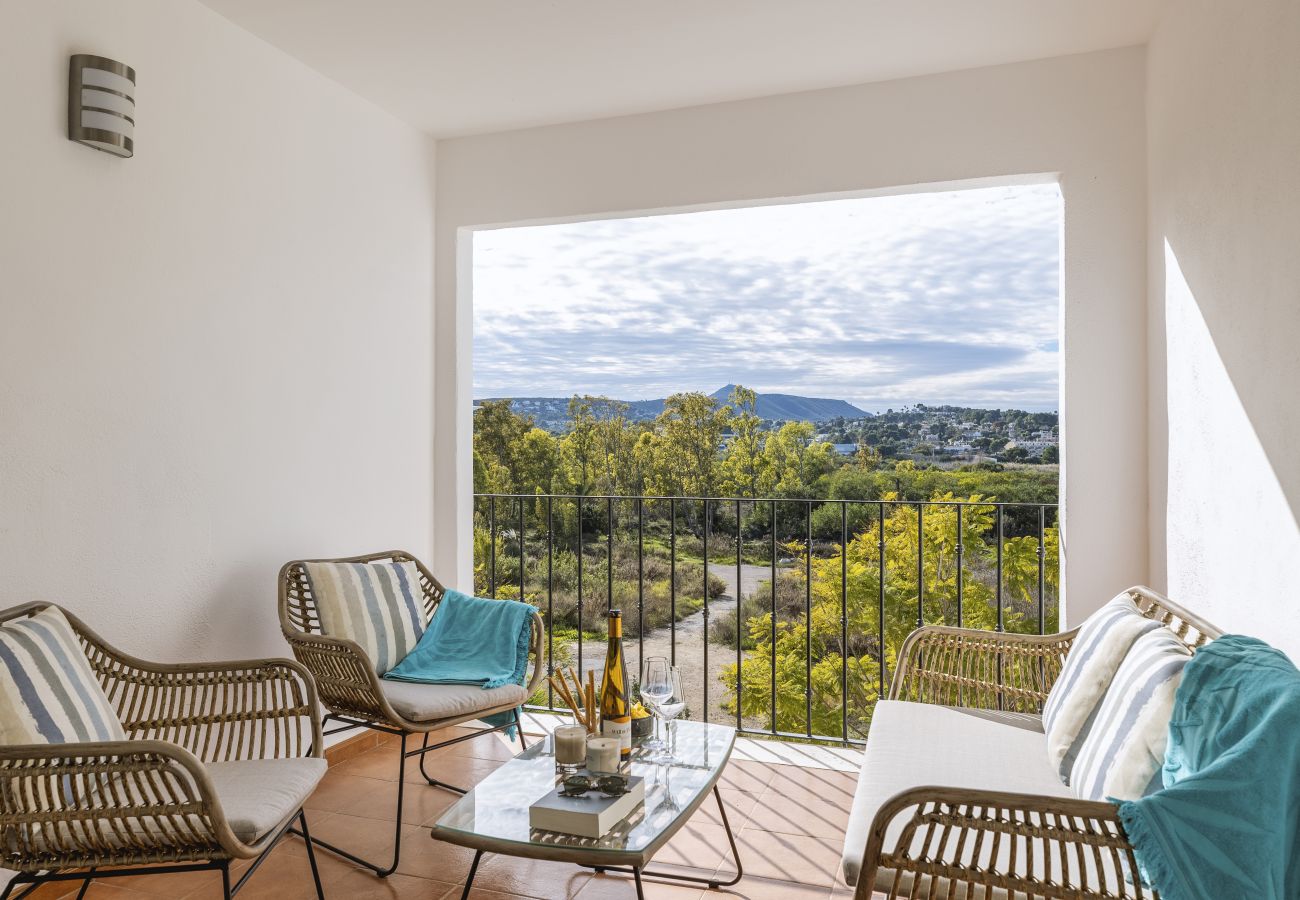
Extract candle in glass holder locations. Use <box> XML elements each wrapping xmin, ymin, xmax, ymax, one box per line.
<box><xmin>554</xmin><ymin>724</ymin><xmax>587</xmax><ymax>775</ymax></box>
<box><xmin>585</xmin><ymin>736</ymin><xmax>620</xmax><ymax>774</ymax></box>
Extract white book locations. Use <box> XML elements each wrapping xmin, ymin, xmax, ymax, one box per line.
<box><xmin>528</xmin><ymin>774</ymin><xmax>646</xmax><ymax>839</ymax></box>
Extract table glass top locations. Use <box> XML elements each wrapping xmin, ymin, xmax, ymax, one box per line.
<box><xmin>432</xmin><ymin>720</ymin><xmax>735</xmax><ymax>858</ymax></box>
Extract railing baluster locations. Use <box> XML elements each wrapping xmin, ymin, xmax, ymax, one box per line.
<box><xmin>996</xmin><ymin>506</ymin><xmax>1004</xmax><ymax>632</ymax></box>
<box><xmin>1038</xmin><ymin>505</ymin><xmax>1047</xmax><ymax>635</ymax></box>
<box><xmin>519</xmin><ymin>498</ymin><xmax>526</xmax><ymax>603</ymax></box>
<box><xmin>577</xmin><ymin>496</ymin><xmax>583</xmax><ymax>677</ymax></box>
<box><xmin>878</xmin><ymin>501</ymin><xmax>887</xmax><ymax>697</ymax></box>
<box><xmin>489</xmin><ymin>495</ymin><xmax>497</xmax><ymax>599</ymax></box>
<box><xmin>607</xmin><ymin>497</ymin><xmax>614</xmax><ymax>613</ymax></box>
<box><xmin>736</xmin><ymin>499</ymin><xmax>743</xmax><ymax>732</ymax></box>
<box><xmin>805</xmin><ymin>500</ymin><xmax>813</xmax><ymax>737</ymax></box>
<box><xmin>638</xmin><ymin>498</ymin><xmax>645</xmax><ymax>663</ymax></box>
<box><xmin>547</xmin><ymin>495</ymin><xmax>554</xmax><ymax>710</ymax></box>
<box><xmin>916</xmin><ymin>503</ymin><xmax>924</xmax><ymax>630</ymax></box>
<box><xmin>841</xmin><ymin>500</ymin><xmax>848</xmax><ymax>743</ymax></box>
<box><xmin>996</xmin><ymin>504</ymin><xmax>1005</xmax><ymax>711</ymax></box>
<box><xmin>956</xmin><ymin>504</ymin><xmax>964</xmax><ymax>628</ymax></box>
<box><xmin>669</xmin><ymin>498</ymin><xmax>676</xmax><ymax>667</ymax></box>
<box><xmin>703</xmin><ymin>498</ymin><xmax>710</xmax><ymax>725</ymax></box>
<box><xmin>770</xmin><ymin>499</ymin><xmax>777</xmax><ymax>735</ymax></box>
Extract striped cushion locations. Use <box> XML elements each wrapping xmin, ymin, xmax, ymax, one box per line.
<box><xmin>303</xmin><ymin>561</ymin><xmax>430</xmax><ymax>675</ymax></box>
<box><xmin>1069</xmin><ymin>627</ymin><xmax>1192</xmax><ymax>801</ymax></box>
<box><xmin>1043</xmin><ymin>594</ymin><xmax>1162</xmax><ymax>783</ymax></box>
<box><xmin>0</xmin><ymin>607</ymin><xmax>126</xmax><ymax>746</ymax></box>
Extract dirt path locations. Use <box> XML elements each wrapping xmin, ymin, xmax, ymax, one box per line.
<box><xmin>564</xmin><ymin>563</ymin><xmax>788</xmax><ymax>725</ymax></box>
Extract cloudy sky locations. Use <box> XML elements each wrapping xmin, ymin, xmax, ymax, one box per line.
<box><xmin>473</xmin><ymin>183</ymin><xmax>1061</xmax><ymax>413</ymax></box>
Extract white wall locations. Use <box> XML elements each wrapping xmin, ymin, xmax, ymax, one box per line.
<box><xmin>0</xmin><ymin>0</ymin><xmax>436</xmax><ymax>663</ymax></box>
<box><xmin>1147</xmin><ymin>1</ymin><xmax>1300</xmax><ymax>657</ymax></box>
<box><xmin>435</xmin><ymin>48</ymin><xmax>1150</xmax><ymax>622</ymax></box>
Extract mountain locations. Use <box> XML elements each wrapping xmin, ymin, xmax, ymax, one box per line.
<box><xmin>478</xmin><ymin>387</ymin><xmax>870</xmax><ymax>431</ymax></box>
<box><xmin>708</xmin><ymin>385</ymin><xmax>868</xmax><ymax>422</ymax></box>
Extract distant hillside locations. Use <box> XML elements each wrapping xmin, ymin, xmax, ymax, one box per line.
<box><xmin>709</xmin><ymin>385</ymin><xmax>868</xmax><ymax>422</ymax></box>
<box><xmin>478</xmin><ymin>387</ymin><xmax>869</xmax><ymax>432</ymax></box>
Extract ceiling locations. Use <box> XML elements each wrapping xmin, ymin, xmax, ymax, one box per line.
<box><xmin>200</xmin><ymin>0</ymin><xmax>1167</xmax><ymax>138</ymax></box>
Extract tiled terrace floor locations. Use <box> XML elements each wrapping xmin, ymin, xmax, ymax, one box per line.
<box><xmin>23</xmin><ymin>724</ymin><xmax>884</xmax><ymax>900</ymax></box>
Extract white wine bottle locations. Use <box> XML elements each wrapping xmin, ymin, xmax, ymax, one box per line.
<box><xmin>599</xmin><ymin>609</ymin><xmax>632</xmax><ymax>758</ymax></box>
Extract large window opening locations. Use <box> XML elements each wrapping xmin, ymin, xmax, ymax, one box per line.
<box><xmin>471</xmin><ymin>182</ymin><xmax>1062</xmax><ymax>744</ymax></box>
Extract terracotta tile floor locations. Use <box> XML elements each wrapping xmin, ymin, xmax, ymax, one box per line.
<box><xmin>20</xmin><ymin>727</ymin><xmax>884</xmax><ymax>900</ymax></box>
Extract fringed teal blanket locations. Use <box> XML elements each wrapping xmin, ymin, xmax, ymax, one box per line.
<box><xmin>384</xmin><ymin>590</ymin><xmax>534</xmax><ymax>735</ymax></box>
<box><xmin>1116</xmin><ymin>634</ymin><xmax>1300</xmax><ymax>900</ymax></box>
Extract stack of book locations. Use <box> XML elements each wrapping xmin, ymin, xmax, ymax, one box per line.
<box><xmin>528</xmin><ymin>773</ymin><xmax>646</xmax><ymax>839</ymax></box>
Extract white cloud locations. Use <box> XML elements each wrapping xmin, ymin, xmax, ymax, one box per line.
<box><xmin>473</xmin><ymin>183</ymin><xmax>1060</xmax><ymax>411</ymax></box>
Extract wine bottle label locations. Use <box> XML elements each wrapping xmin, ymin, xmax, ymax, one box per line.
<box><xmin>602</xmin><ymin>717</ymin><xmax>631</xmax><ymax>754</ymax></box>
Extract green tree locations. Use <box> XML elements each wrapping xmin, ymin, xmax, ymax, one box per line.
<box><xmin>559</xmin><ymin>396</ymin><xmax>600</xmax><ymax>493</ymax></box>
<box><xmin>473</xmin><ymin>400</ymin><xmax>534</xmax><ymax>492</ymax></box>
<box><xmin>718</xmin><ymin>385</ymin><xmax>769</xmax><ymax>497</ymax></box>
<box><xmin>646</xmin><ymin>392</ymin><xmax>728</xmax><ymax>497</ymax></box>
<box><xmin>763</xmin><ymin>421</ymin><xmax>834</xmax><ymax>495</ymax></box>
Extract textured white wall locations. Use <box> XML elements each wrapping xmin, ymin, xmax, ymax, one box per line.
<box><xmin>1147</xmin><ymin>1</ymin><xmax>1300</xmax><ymax>657</ymax></box>
<box><xmin>435</xmin><ymin>48</ymin><xmax>1150</xmax><ymax>624</ymax></box>
<box><xmin>0</xmin><ymin>0</ymin><xmax>436</xmax><ymax>663</ymax></box>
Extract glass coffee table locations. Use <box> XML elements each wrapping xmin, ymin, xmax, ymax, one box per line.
<box><xmin>430</xmin><ymin>720</ymin><xmax>743</xmax><ymax>899</ymax></box>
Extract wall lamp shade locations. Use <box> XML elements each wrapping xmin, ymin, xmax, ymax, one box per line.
<box><xmin>68</xmin><ymin>54</ymin><xmax>135</xmax><ymax>158</ymax></box>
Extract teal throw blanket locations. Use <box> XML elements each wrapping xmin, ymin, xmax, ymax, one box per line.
<box><xmin>384</xmin><ymin>590</ymin><xmax>534</xmax><ymax>733</ymax></box>
<box><xmin>1116</xmin><ymin>634</ymin><xmax>1300</xmax><ymax>900</ymax></box>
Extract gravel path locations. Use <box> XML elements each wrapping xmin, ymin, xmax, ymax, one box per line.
<box><xmin>563</xmin><ymin>563</ymin><xmax>788</xmax><ymax>724</ymax></box>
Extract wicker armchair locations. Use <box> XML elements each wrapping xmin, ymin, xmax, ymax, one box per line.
<box><xmin>0</xmin><ymin>602</ymin><xmax>327</xmax><ymax>900</ymax></box>
<box><xmin>278</xmin><ymin>550</ymin><xmax>546</xmax><ymax>878</ymax></box>
<box><xmin>854</xmin><ymin>586</ymin><xmax>1223</xmax><ymax>900</ymax></box>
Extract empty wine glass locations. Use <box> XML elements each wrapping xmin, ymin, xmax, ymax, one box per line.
<box><xmin>640</xmin><ymin>656</ymin><xmax>672</xmax><ymax>753</ymax></box>
<box><xmin>651</xmin><ymin>666</ymin><xmax>686</xmax><ymax>765</ymax></box>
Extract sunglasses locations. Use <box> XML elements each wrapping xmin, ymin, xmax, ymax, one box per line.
<box><xmin>558</xmin><ymin>774</ymin><xmax>630</xmax><ymax>798</ymax></box>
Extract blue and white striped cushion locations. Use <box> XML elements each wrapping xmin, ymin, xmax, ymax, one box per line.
<box><xmin>303</xmin><ymin>561</ymin><xmax>430</xmax><ymax>675</ymax></box>
<box><xmin>1043</xmin><ymin>594</ymin><xmax>1162</xmax><ymax>783</ymax></box>
<box><xmin>0</xmin><ymin>607</ymin><xmax>126</xmax><ymax>746</ymax></box>
<box><xmin>1069</xmin><ymin>627</ymin><xmax>1192</xmax><ymax>801</ymax></box>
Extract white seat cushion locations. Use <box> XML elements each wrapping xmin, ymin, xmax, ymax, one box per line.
<box><xmin>205</xmin><ymin>757</ymin><xmax>328</xmax><ymax>843</ymax></box>
<box><xmin>379</xmin><ymin>680</ymin><xmax>528</xmax><ymax>723</ymax></box>
<box><xmin>841</xmin><ymin>701</ymin><xmax>1071</xmax><ymax>892</ymax></box>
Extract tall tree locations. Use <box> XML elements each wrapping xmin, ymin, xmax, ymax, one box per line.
<box><xmin>763</xmin><ymin>421</ymin><xmax>834</xmax><ymax>495</ymax></box>
<box><xmin>473</xmin><ymin>400</ymin><xmax>534</xmax><ymax>492</ymax></box>
<box><xmin>647</xmin><ymin>392</ymin><xmax>727</xmax><ymax>498</ymax></box>
<box><xmin>719</xmin><ymin>385</ymin><xmax>769</xmax><ymax>498</ymax></box>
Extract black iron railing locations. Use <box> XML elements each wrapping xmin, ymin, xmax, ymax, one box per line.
<box><xmin>474</xmin><ymin>493</ymin><xmax>1059</xmax><ymax>745</ymax></box>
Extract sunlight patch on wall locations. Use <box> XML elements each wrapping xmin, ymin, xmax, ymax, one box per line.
<box><xmin>1163</xmin><ymin>240</ymin><xmax>1300</xmax><ymax>658</ymax></box>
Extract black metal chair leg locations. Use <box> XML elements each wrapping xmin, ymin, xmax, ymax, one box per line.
<box><xmin>221</xmin><ymin>862</ymin><xmax>232</xmax><ymax>900</ymax></box>
<box><xmin>418</xmin><ymin>731</ymin><xmax>468</xmax><ymax>794</ymax></box>
<box><xmin>298</xmin><ymin>811</ymin><xmax>326</xmax><ymax>899</ymax></box>
<box><xmin>291</xmin><ymin>732</ymin><xmax>407</xmax><ymax>877</ymax></box>
<box><xmin>73</xmin><ymin>870</ymin><xmax>94</xmax><ymax>900</ymax></box>
<box><xmin>459</xmin><ymin>850</ymin><xmax>483</xmax><ymax>900</ymax></box>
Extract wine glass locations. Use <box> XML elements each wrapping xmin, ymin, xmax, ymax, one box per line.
<box><xmin>640</xmin><ymin>656</ymin><xmax>672</xmax><ymax>754</ymax></box>
<box><xmin>651</xmin><ymin>666</ymin><xmax>686</xmax><ymax>765</ymax></box>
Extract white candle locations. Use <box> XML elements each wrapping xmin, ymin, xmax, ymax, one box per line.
<box><xmin>554</xmin><ymin>724</ymin><xmax>587</xmax><ymax>773</ymax></box>
<box><xmin>586</xmin><ymin>736</ymin><xmax>620</xmax><ymax>774</ymax></box>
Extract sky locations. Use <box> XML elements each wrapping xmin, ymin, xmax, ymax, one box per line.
<box><xmin>472</xmin><ymin>183</ymin><xmax>1061</xmax><ymax>413</ymax></box>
